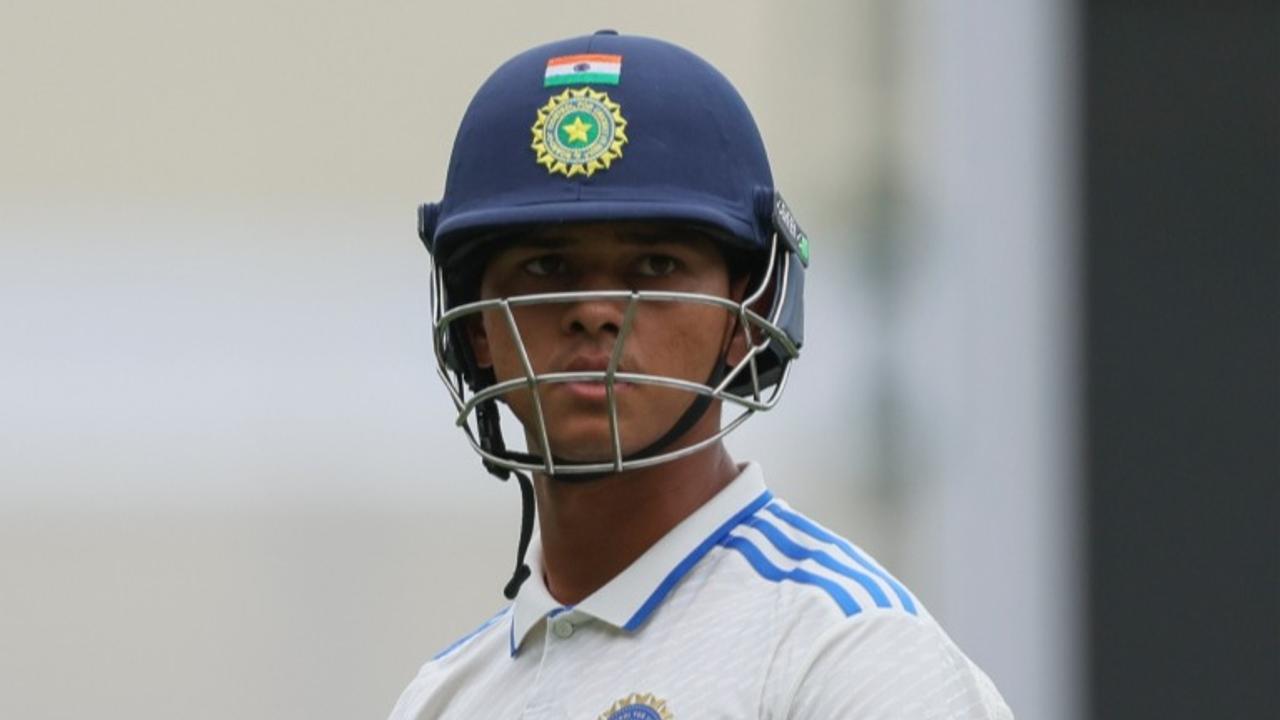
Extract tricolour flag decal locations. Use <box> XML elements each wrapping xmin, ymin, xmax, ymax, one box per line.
<box><xmin>544</xmin><ymin>53</ymin><xmax>622</xmax><ymax>87</ymax></box>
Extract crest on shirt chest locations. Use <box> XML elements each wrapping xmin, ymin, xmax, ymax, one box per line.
<box><xmin>598</xmin><ymin>692</ymin><xmax>673</xmax><ymax>720</ymax></box>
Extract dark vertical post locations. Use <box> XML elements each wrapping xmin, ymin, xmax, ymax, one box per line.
<box><xmin>1083</xmin><ymin>3</ymin><xmax>1279</xmax><ymax>717</ymax></box>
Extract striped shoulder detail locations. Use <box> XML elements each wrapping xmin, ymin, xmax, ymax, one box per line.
<box><xmin>719</xmin><ymin>533</ymin><xmax>864</xmax><ymax>616</ymax></box>
<box><xmin>431</xmin><ymin>606</ymin><xmax>511</xmax><ymax>661</ymax></box>
<box><xmin>718</xmin><ymin>501</ymin><xmax>919</xmax><ymax>617</ymax></box>
<box><xmin>763</xmin><ymin>502</ymin><xmax>918</xmax><ymax>615</ymax></box>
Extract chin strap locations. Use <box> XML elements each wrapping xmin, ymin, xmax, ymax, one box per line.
<box><xmin>477</xmin><ymin>357</ymin><xmax>729</xmax><ymax>600</ymax></box>
<box><xmin>475</xmin><ymin>398</ymin><xmax>536</xmax><ymax>600</ymax></box>
<box><xmin>502</xmin><ymin>469</ymin><xmax>535</xmax><ymax>600</ymax></box>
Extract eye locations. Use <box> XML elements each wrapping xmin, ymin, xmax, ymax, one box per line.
<box><xmin>635</xmin><ymin>254</ymin><xmax>680</xmax><ymax>277</ymax></box>
<box><xmin>522</xmin><ymin>254</ymin><xmax>568</xmax><ymax>277</ymax></box>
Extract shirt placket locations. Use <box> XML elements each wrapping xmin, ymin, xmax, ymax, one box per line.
<box><xmin>519</xmin><ymin>609</ymin><xmax>587</xmax><ymax>720</ymax></box>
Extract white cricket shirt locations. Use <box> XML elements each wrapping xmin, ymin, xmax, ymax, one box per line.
<box><xmin>389</xmin><ymin>463</ymin><xmax>1012</xmax><ymax>719</ymax></box>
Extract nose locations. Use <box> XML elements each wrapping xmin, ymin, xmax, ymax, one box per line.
<box><xmin>560</xmin><ymin>272</ymin><xmax>628</xmax><ymax>338</ymax></box>
<box><xmin>562</xmin><ymin>294</ymin><xmax>627</xmax><ymax>337</ymax></box>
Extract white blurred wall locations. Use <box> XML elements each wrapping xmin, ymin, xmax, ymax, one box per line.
<box><xmin>0</xmin><ymin>2</ymin><xmax>1077</xmax><ymax>718</ymax></box>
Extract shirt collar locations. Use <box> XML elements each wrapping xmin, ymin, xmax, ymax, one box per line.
<box><xmin>509</xmin><ymin>461</ymin><xmax>771</xmax><ymax>655</ymax></box>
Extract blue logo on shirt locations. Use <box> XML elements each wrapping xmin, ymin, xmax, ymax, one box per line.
<box><xmin>600</xmin><ymin>693</ymin><xmax>672</xmax><ymax>720</ymax></box>
<box><xmin>608</xmin><ymin>707</ymin><xmax>659</xmax><ymax>720</ymax></box>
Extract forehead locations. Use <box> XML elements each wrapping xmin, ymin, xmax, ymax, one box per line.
<box><xmin>496</xmin><ymin>222</ymin><xmax>717</xmax><ymax>251</ymax></box>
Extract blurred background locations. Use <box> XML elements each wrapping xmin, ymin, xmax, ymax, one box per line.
<box><xmin>1</xmin><ymin>1</ymin><xmax>1273</xmax><ymax>719</ymax></box>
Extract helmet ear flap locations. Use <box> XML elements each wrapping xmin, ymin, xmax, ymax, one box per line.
<box><xmin>722</xmin><ymin>189</ymin><xmax>807</xmax><ymax>399</ymax></box>
<box><xmin>418</xmin><ymin>202</ymin><xmax>440</xmax><ymax>251</ymax></box>
<box><xmin>445</xmin><ymin>316</ymin><xmax>496</xmax><ymax>393</ymax></box>
<box><xmin>426</xmin><ymin>200</ymin><xmax>496</xmax><ymax>392</ymax></box>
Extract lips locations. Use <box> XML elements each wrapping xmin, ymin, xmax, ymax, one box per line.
<box><xmin>557</xmin><ymin>354</ymin><xmax>633</xmax><ymax>400</ymax></box>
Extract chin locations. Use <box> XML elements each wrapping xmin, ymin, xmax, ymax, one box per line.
<box><xmin>541</xmin><ymin>429</ymin><xmax>627</xmax><ymax>463</ymax></box>
<box><xmin>536</xmin><ymin>418</ymin><xmax>661</xmax><ymax>464</ymax></box>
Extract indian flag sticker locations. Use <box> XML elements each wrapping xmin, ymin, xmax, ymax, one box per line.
<box><xmin>544</xmin><ymin>53</ymin><xmax>622</xmax><ymax>87</ymax></box>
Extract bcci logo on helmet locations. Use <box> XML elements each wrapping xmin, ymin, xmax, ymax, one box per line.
<box><xmin>531</xmin><ymin>87</ymin><xmax>628</xmax><ymax>178</ymax></box>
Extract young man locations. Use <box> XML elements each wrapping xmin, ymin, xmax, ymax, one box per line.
<box><xmin>391</xmin><ymin>31</ymin><xmax>1012</xmax><ymax>719</ymax></box>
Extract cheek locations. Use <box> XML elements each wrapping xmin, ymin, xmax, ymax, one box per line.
<box><xmin>643</xmin><ymin>306</ymin><xmax>735</xmax><ymax>375</ymax></box>
<box><xmin>480</xmin><ymin>313</ymin><xmax>518</xmax><ymax>377</ymax></box>
<box><xmin>482</xmin><ymin>307</ymin><xmax>562</xmax><ymax>378</ymax></box>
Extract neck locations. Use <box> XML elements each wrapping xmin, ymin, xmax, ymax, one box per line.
<box><xmin>533</xmin><ymin>441</ymin><xmax>739</xmax><ymax>606</ymax></box>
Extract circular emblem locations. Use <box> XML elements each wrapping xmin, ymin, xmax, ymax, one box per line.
<box><xmin>531</xmin><ymin>87</ymin><xmax>628</xmax><ymax>178</ymax></box>
<box><xmin>598</xmin><ymin>692</ymin><xmax>672</xmax><ymax>720</ymax></box>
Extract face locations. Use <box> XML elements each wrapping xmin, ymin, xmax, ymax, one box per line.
<box><xmin>466</xmin><ymin>223</ymin><xmax>749</xmax><ymax>464</ymax></box>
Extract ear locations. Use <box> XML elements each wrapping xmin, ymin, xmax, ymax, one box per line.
<box><xmin>466</xmin><ymin>316</ymin><xmax>493</xmax><ymax>368</ymax></box>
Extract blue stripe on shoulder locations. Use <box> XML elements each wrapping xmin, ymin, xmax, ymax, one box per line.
<box><xmin>765</xmin><ymin>503</ymin><xmax>918</xmax><ymax>615</ymax></box>
<box><xmin>432</xmin><ymin>606</ymin><xmax>510</xmax><ymax>661</ymax></box>
<box><xmin>719</xmin><ymin>534</ymin><xmax>862</xmax><ymax>617</ymax></box>
<box><xmin>744</xmin><ymin>516</ymin><xmax>893</xmax><ymax>609</ymax></box>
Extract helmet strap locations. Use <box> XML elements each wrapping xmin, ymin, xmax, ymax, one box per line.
<box><xmin>473</xmin><ymin>398</ymin><xmax>536</xmax><ymax>600</ymax></box>
<box><xmin>502</xmin><ymin>468</ymin><xmax>535</xmax><ymax>600</ymax></box>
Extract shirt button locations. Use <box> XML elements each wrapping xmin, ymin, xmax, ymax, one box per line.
<box><xmin>551</xmin><ymin>617</ymin><xmax>574</xmax><ymax>639</ymax></box>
